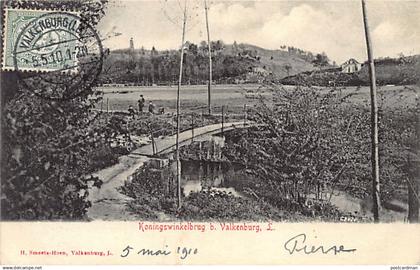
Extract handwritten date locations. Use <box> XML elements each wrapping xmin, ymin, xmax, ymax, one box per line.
<box><xmin>120</xmin><ymin>245</ymin><xmax>198</xmax><ymax>260</ymax></box>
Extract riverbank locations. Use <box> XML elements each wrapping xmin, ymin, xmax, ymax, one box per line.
<box><xmin>117</xmin><ymin>137</ymin><xmax>410</xmax><ymax>222</ymax></box>
<box><xmin>118</xmin><ymin>135</ymin><xmax>344</xmax><ymax>222</ymax></box>
<box><xmin>119</xmin><ymin>160</ymin><xmax>320</xmax><ymax>222</ymax></box>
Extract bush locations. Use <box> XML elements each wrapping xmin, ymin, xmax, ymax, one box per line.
<box><xmin>178</xmin><ymin>189</ymin><xmax>285</xmax><ymax>221</ymax></box>
<box><xmin>1</xmin><ymin>0</ymin><xmax>109</xmax><ymax>220</ymax></box>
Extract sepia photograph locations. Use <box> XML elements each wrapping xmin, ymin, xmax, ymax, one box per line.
<box><xmin>1</xmin><ymin>0</ymin><xmax>419</xmax><ymax>223</ymax></box>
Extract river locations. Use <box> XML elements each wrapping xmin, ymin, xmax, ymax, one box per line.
<box><xmin>180</xmin><ymin>159</ymin><xmax>409</xmax><ymax>222</ymax></box>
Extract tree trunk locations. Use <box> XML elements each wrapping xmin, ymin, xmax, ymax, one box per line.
<box><xmin>176</xmin><ymin>0</ymin><xmax>188</xmax><ymax>209</ymax></box>
<box><xmin>362</xmin><ymin>0</ymin><xmax>381</xmax><ymax>222</ymax></box>
<box><xmin>205</xmin><ymin>0</ymin><xmax>212</xmax><ymax>115</ymax></box>
<box><xmin>408</xmin><ymin>174</ymin><xmax>419</xmax><ymax>223</ymax></box>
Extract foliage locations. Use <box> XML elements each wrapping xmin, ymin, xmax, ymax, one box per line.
<box><xmin>178</xmin><ymin>189</ymin><xmax>285</xmax><ymax>221</ymax></box>
<box><xmin>101</xmin><ymin>40</ymin><xmax>254</xmax><ymax>85</ymax></box>
<box><xmin>224</xmin><ymin>86</ymin><xmax>362</xmax><ymax>204</ymax></box>
<box><xmin>120</xmin><ymin>163</ymin><xmax>177</xmax><ymax>220</ymax></box>
<box><xmin>122</xmin><ymin>162</ymin><xmax>314</xmax><ymax>221</ymax></box>
<box><xmin>377</xmin><ymin>85</ymin><xmax>420</xmax><ymax>203</ymax></box>
<box><xmin>281</xmin><ymin>71</ymin><xmax>363</xmax><ymax>87</ymax></box>
<box><xmin>311</xmin><ymin>53</ymin><xmax>330</xmax><ymax>69</ymax></box>
<box><xmin>122</xmin><ymin>149</ymin><xmax>342</xmax><ymax>221</ymax></box>
<box><xmin>223</xmin><ymin>82</ymin><xmax>419</xmax><ymax>217</ymax></box>
<box><xmin>1</xmin><ymin>0</ymin><xmax>109</xmax><ymax>220</ymax></box>
<box><xmin>86</xmin><ymin>145</ymin><xmax>121</xmax><ymax>173</ymax></box>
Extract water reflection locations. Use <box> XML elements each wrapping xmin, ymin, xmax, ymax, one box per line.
<box><xmin>181</xmin><ymin>160</ymin><xmax>247</xmax><ymax>197</ymax></box>
<box><xmin>180</xmin><ymin>159</ymin><xmax>408</xmax><ymax>222</ymax></box>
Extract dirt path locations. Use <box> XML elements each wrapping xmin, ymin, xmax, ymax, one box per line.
<box><xmin>87</xmin><ymin>154</ymin><xmax>148</xmax><ymax>220</ymax></box>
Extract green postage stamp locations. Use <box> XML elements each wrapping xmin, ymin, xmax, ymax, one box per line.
<box><xmin>2</xmin><ymin>8</ymin><xmax>83</xmax><ymax>72</ymax></box>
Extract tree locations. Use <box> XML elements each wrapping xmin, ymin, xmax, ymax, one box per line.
<box><xmin>199</xmin><ymin>41</ymin><xmax>208</xmax><ymax>53</ymax></box>
<box><xmin>362</xmin><ymin>0</ymin><xmax>380</xmax><ymax>222</ymax></box>
<box><xmin>283</xmin><ymin>63</ymin><xmax>292</xmax><ymax>77</ymax></box>
<box><xmin>151</xmin><ymin>46</ymin><xmax>157</xmax><ymax>56</ymax></box>
<box><xmin>1</xmin><ymin>0</ymin><xmax>109</xmax><ymax>220</ymax></box>
<box><xmin>211</xmin><ymin>40</ymin><xmax>225</xmax><ymax>54</ymax></box>
<box><xmin>224</xmin><ymin>86</ymin><xmax>363</xmax><ymax>208</ymax></box>
<box><xmin>307</xmin><ymin>52</ymin><xmax>314</xmax><ymax>61</ymax></box>
<box><xmin>312</xmin><ymin>53</ymin><xmax>330</xmax><ymax>69</ymax></box>
<box><xmin>233</xmin><ymin>41</ymin><xmax>238</xmax><ymax>53</ymax></box>
<box><xmin>188</xmin><ymin>42</ymin><xmax>198</xmax><ymax>56</ymax></box>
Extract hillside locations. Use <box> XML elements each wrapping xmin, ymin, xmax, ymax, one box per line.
<box><xmin>99</xmin><ymin>41</ymin><xmax>319</xmax><ymax>85</ymax></box>
<box><xmin>358</xmin><ymin>56</ymin><xmax>420</xmax><ymax>85</ymax></box>
<box><xmin>230</xmin><ymin>43</ymin><xmax>318</xmax><ymax>77</ymax></box>
<box><xmin>281</xmin><ymin>55</ymin><xmax>420</xmax><ymax>86</ymax></box>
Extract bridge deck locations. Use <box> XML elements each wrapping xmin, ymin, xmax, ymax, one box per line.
<box><xmin>131</xmin><ymin>121</ymin><xmax>250</xmax><ymax>157</ymax></box>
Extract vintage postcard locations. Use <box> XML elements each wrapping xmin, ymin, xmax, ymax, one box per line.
<box><xmin>0</xmin><ymin>0</ymin><xmax>419</xmax><ymax>267</ymax></box>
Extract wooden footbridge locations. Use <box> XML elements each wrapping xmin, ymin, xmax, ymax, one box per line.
<box><xmin>131</xmin><ymin>121</ymin><xmax>254</xmax><ymax>157</ymax></box>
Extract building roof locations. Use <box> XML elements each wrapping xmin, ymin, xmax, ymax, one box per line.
<box><xmin>341</xmin><ymin>58</ymin><xmax>361</xmax><ymax>66</ymax></box>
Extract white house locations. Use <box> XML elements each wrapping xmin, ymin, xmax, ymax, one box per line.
<box><xmin>341</xmin><ymin>58</ymin><xmax>362</xmax><ymax>73</ymax></box>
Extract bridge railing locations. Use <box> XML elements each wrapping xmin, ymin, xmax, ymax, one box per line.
<box><xmin>169</xmin><ymin>104</ymin><xmax>252</xmax><ymax>139</ymax></box>
<box><xmin>94</xmin><ymin>98</ymin><xmax>254</xmax><ymax>155</ymax></box>
<box><xmin>144</xmin><ymin>104</ymin><xmax>253</xmax><ymax>155</ymax></box>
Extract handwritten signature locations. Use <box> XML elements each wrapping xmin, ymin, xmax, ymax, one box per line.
<box><xmin>284</xmin><ymin>233</ymin><xmax>357</xmax><ymax>255</ymax></box>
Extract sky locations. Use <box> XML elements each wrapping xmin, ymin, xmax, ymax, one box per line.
<box><xmin>98</xmin><ymin>0</ymin><xmax>420</xmax><ymax>63</ymax></box>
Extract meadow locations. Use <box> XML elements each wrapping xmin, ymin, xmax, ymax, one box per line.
<box><xmin>97</xmin><ymin>83</ymin><xmax>418</xmax><ymax>115</ymax></box>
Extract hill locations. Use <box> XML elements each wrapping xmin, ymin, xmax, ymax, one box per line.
<box><xmin>99</xmin><ymin>41</ymin><xmax>320</xmax><ymax>85</ymax></box>
<box><xmin>281</xmin><ymin>55</ymin><xmax>420</xmax><ymax>86</ymax></box>
<box><xmin>230</xmin><ymin>43</ymin><xmax>320</xmax><ymax>77</ymax></box>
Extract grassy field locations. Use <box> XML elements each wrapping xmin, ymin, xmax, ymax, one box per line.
<box><xmin>96</xmin><ymin>84</ymin><xmax>263</xmax><ymax>114</ymax></box>
<box><xmin>96</xmin><ymin>84</ymin><xmax>419</xmax><ymax>115</ymax></box>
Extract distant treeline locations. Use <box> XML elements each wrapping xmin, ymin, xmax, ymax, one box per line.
<box><xmin>99</xmin><ymin>41</ymin><xmax>325</xmax><ymax>85</ymax></box>
<box><xmin>100</xmin><ymin>41</ymin><xmax>259</xmax><ymax>85</ymax></box>
<box><xmin>279</xmin><ymin>44</ymin><xmax>327</xmax><ymax>64</ymax></box>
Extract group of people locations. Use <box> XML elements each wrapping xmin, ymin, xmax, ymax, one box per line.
<box><xmin>127</xmin><ymin>95</ymin><xmax>164</xmax><ymax>116</ymax></box>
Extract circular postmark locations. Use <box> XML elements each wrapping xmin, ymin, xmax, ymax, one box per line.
<box><xmin>13</xmin><ymin>11</ymin><xmax>103</xmax><ymax>100</ymax></box>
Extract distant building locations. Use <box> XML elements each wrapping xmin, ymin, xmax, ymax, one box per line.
<box><xmin>341</xmin><ymin>58</ymin><xmax>362</xmax><ymax>73</ymax></box>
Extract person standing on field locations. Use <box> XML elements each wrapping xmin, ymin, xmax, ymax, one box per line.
<box><xmin>148</xmin><ymin>101</ymin><xmax>155</xmax><ymax>114</ymax></box>
<box><xmin>138</xmin><ymin>95</ymin><xmax>145</xmax><ymax>113</ymax></box>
